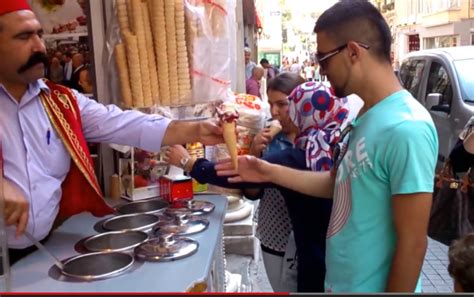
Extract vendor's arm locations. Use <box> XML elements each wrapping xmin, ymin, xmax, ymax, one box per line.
<box><xmin>76</xmin><ymin>92</ymin><xmax>223</xmax><ymax>151</ymax></box>
<box><xmin>216</xmin><ymin>155</ymin><xmax>335</xmax><ymax>198</ymax></box>
<box><xmin>384</xmin><ymin>121</ymin><xmax>437</xmax><ymax>292</ymax></box>
<box><xmin>162</xmin><ymin>145</ymin><xmax>262</xmax><ymax>189</ymax></box>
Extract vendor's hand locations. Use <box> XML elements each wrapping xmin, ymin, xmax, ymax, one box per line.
<box><xmin>215</xmin><ymin>155</ymin><xmax>271</xmax><ymax>183</ymax></box>
<box><xmin>198</xmin><ymin>119</ymin><xmax>224</xmax><ymax>145</ymax></box>
<box><xmin>163</xmin><ymin>145</ymin><xmax>191</xmax><ymax>168</ymax></box>
<box><xmin>249</xmin><ymin>128</ymin><xmax>273</xmax><ymax>157</ymax></box>
<box><xmin>3</xmin><ymin>179</ymin><xmax>29</xmax><ymax>238</ymax></box>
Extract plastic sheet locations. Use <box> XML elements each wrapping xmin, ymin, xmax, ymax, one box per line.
<box><xmin>104</xmin><ymin>0</ymin><xmax>237</xmax><ymax>110</ymax></box>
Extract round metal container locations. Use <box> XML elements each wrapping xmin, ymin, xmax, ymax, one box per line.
<box><xmin>83</xmin><ymin>230</ymin><xmax>149</xmax><ymax>253</ymax></box>
<box><xmin>167</xmin><ymin>200</ymin><xmax>215</xmax><ymax>216</ymax></box>
<box><xmin>102</xmin><ymin>213</ymin><xmax>159</xmax><ymax>232</ymax></box>
<box><xmin>135</xmin><ymin>234</ymin><xmax>199</xmax><ymax>262</ymax></box>
<box><xmin>154</xmin><ymin>214</ymin><xmax>209</xmax><ymax>235</ymax></box>
<box><xmin>116</xmin><ymin>199</ymin><xmax>169</xmax><ymax>215</ymax></box>
<box><xmin>61</xmin><ymin>252</ymin><xmax>134</xmax><ymax>280</ymax></box>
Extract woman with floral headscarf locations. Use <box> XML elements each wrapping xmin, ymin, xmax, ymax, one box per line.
<box><xmin>164</xmin><ymin>82</ymin><xmax>351</xmax><ymax>292</ymax></box>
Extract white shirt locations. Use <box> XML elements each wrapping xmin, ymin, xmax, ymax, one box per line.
<box><xmin>0</xmin><ymin>80</ymin><xmax>171</xmax><ymax>248</ymax></box>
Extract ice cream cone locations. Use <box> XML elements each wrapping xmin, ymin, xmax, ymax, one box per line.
<box><xmin>218</xmin><ymin>102</ymin><xmax>239</xmax><ymax>170</ymax></box>
<box><xmin>268</xmin><ymin>119</ymin><xmax>282</xmax><ymax>137</ymax></box>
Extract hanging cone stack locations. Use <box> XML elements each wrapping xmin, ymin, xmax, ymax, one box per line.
<box><xmin>131</xmin><ymin>0</ymin><xmax>152</xmax><ymax>107</ymax></box>
<box><xmin>122</xmin><ymin>30</ymin><xmax>144</xmax><ymax>108</ymax></box>
<box><xmin>141</xmin><ymin>1</ymin><xmax>160</xmax><ymax>105</ymax></box>
<box><xmin>114</xmin><ymin>0</ymin><xmax>220</xmax><ymax>108</ymax></box>
<box><xmin>150</xmin><ymin>0</ymin><xmax>171</xmax><ymax>105</ymax></box>
<box><xmin>164</xmin><ymin>0</ymin><xmax>180</xmax><ymax>103</ymax></box>
<box><xmin>114</xmin><ymin>43</ymin><xmax>133</xmax><ymax>108</ymax></box>
<box><xmin>116</xmin><ymin>0</ymin><xmax>129</xmax><ymax>33</ymax></box>
<box><xmin>175</xmin><ymin>0</ymin><xmax>191</xmax><ymax>105</ymax></box>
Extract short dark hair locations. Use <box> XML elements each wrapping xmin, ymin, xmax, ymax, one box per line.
<box><xmin>64</xmin><ymin>51</ymin><xmax>73</xmax><ymax>58</ymax></box>
<box><xmin>313</xmin><ymin>0</ymin><xmax>392</xmax><ymax>63</ymax></box>
<box><xmin>260</xmin><ymin>58</ymin><xmax>269</xmax><ymax>65</ymax></box>
<box><xmin>448</xmin><ymin>233</ymin><xmax>474</xmax><ymax>292</ymax></box>
<box><xmin>267</xmin><ymin>72</ymin><xmax>305</xmax><ymax>95</ymax></box>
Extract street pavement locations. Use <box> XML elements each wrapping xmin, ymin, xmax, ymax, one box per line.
<box><xmin>226</xmin><ymin>238</ymin><xmax>454</xmax><ymax>293</ymax></box>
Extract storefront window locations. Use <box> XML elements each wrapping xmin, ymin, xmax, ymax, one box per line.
<box><xmin>422</xmin><ymin>0</ymin><xmax>460</xmax><ymax>14</ymax></box>
<box><xmin>424</xmin><ymin>35</ymin><xmax>458</xmax><ymax>49</ymax></box>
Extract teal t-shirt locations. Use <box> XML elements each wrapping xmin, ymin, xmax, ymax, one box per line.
<box><xmin>325</xmin><ymin>90</ymin><xmax>438</xmax><ymax>292</ymax></box>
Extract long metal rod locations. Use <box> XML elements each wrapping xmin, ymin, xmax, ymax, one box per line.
<box><xmin>0</xmin><ymin>141</ymin><xmax>12</xmax><ymax>292</ymax></box>
<box><xmin>23</xmin><ymin>231</ymin><xmax>64</xmax><ymax>271</ymax></box>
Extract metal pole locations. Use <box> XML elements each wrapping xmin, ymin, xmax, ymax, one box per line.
<box><xmin>0</xmin><ymin>140</ymin><xmax>11</xmax><ymax>292</ymax></box>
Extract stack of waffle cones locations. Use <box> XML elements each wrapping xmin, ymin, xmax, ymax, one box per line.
<box><xmin>114</xmin><ymin>0</ymin><xmax>193</xmax><ymax>108</ymax></box>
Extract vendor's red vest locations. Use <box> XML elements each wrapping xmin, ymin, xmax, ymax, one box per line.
<box><xmin>39</xmin><ymin>80</ymin><xmax>114</xmax><ymax>220</ymax></box>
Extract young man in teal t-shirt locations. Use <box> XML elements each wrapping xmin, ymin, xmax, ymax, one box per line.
<box><xmin>314</xmin><ymin>2</ymin><xmax>438</xmax><ymax>291</ymax></box>
<box><xmin>215</xmin><ymin>1</ymin><xmax>438</xmax><ymax>293</ymax></box>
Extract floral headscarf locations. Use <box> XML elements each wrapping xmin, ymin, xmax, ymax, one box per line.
<box><xmin>288</xmin><ymin>82</ymin><xmax>349</xmax><ymax>171</ymax></box>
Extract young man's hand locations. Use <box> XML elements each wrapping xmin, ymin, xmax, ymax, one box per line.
<box><xmin>215</xmin><ymin>155</ymin><xmax>271</xmax><ymax>183</ymax></box>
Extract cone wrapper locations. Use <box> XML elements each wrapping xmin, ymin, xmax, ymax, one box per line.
<box><xmin>218</xmin><ymin>102</ymin><xmax>239</xmax><ymax>170</ymax></box>
<box><xmin>222</xmin><ymin>121</ymin><xmax>238</xmax><ymax>169</ymax></box>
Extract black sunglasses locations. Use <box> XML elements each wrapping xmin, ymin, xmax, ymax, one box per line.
<box><xmin>316</xmin><ymin>42</ymin><xmax>370</xmax><ymax>69</ymax></box>
<box><xmin>332</xmin><ymin>124</ymin><xmax>353</xmax><ymax>171</ymax></box>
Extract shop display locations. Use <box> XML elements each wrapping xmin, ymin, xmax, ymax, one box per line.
<box><xmin>30</xmin><ymin>0</ymin><xmax>87</xmax><ymax>34</ymax></box>
<box><xmin>119</xmin><ymin>148</ymin><xmax>168</xmax><ymax>201</ymax></box>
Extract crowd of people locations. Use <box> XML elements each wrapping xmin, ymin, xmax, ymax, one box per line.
<box><xmin>44</xmin><ymin>42</ymin><xmax>93</xmax><ymax>94</ymax></box>
<box><xmin>245</xmin><ymin>50</ymin><xmax>325</xmax><ymax>98</ymax></box>
<box><xmin>1</xmin><ymin>0</ymin><xmax>474</xmax><ymax>294</ymax></box>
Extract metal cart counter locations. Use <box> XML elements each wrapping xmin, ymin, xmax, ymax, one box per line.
<box><xmin>10</xmin><ymin>194</ymin><xmax>227</xmax><ymax>292</ymax></box>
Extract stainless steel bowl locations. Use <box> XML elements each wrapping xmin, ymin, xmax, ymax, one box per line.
<box><xmin>83</xmin><ymin>230</ymin><xmax>149</xmax><ymax>253</ymax></box>
<box><xmin>102</xmin><ymin>213</ymin><xmax>159</xmax><ymax>233</ymax></box>
<box><xmin>61</xmin><ymin>252</ymin><xmax>134</xmax><ymax>281</ymax></box>
<box><xmin>116</xmin><ymin>199</ymin><xmax>169</xmax><ymax>215</ymax></box>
